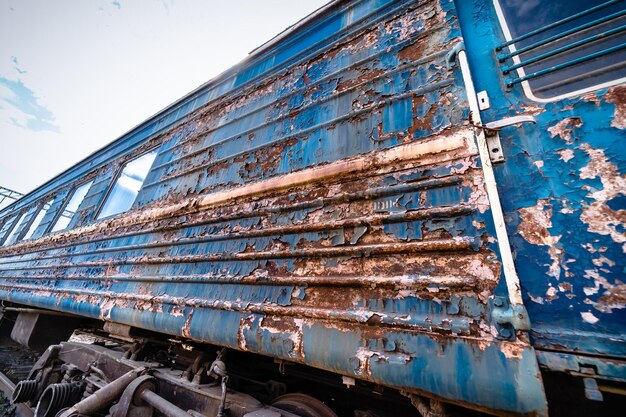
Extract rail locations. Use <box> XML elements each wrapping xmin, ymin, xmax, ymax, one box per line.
<box><xmin>496</xmin><ymin>0</ymin><xmax>626</xmax><ymax>87</ymax></box>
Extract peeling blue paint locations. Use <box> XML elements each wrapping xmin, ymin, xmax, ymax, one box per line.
<box><xmin>6</xmin><ymin>0</ymin><xmax>625</xmax><ymax>415</ymax></box>
<box><xmin>456</xmin><ymin>0</ymin><xmax>626</xmax><ymax>370</ymax></box>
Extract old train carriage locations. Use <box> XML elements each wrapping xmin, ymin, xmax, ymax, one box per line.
<box><xmin>0</xmin><ymin>1</ymin><xmax>624</xmax><ymax>416</ymax></box>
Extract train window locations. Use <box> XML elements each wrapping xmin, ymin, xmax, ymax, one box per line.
<box><xmin>494</xmin><ymin>0</ymin><xmax>626</xmax><ymax>100</ymax></box>
<box><xmin>23</xmin><ymin>198</ymin><xmax>55</xmax><ymax>240</ymax></box>
<box><xmin>51</xmin><ymin>181</ymin><xmax>93</xmax><ymax>232</ymax></box>
<box><xmin>0</xmin><ymin>215</ymin><xmax>16</xmax><ymax>238</ymax></box>
<box><xmin>0</xmin><ymin>215</ymin><xmax>17</xmax><ymax>245</ymax></box>
<box><xmin>2</xmin><ymin>211</ymin><xmax>28</xmax><ymax>246</ymax></box>
<box><xmin>97</xmin><ymin>150</ymin><xmax>158</xmax><ymax>219</ymax></box>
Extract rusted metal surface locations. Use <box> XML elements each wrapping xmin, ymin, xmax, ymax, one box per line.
<box><xmin>10</xmin><ymin>341</ymin><xmax>302</xmax><ymax>417</ymax></box>
<box><xmin>456</xmin><ymin>0</ymin><xmax>626</xmax><ymax>363</ymax></box>
<box><xmin>8</xmin><ymin>0</ymin><xmax>613</xmax><ymax>415</ymax></box>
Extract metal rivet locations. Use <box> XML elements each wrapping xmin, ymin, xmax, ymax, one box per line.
<box><xmin>493</xmin><ymin>298</ymin><xmax>504</xmax><ymax>307</ymax></box>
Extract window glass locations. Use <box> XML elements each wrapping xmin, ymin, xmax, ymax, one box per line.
<box><xmin>97</xmin><ymin>150</ymin><xmax>158</xmax><ymax>219</ymax></box>
<box><xmin>23</xmin><ymin>198</ymin><xmax>54</xmax><ymax>240</ymax></box>
<box><xmin>0</xmin><ymin>216</ymin><xmax>15</xmax><ymax>240</ymax></box>
<box><xmin>51</xmin><ymin>181</ymin><xmax>93</xmax><ymax>232</ymax></box>
<box><xmin>3</xmin><ymin>212</ymin><xmax>28</xmax><ymax>246</ymax></box>
<box><xmin>496</xmin><ymin>0</ymin><xmax>626</xmax><ymax>99</ymax></box>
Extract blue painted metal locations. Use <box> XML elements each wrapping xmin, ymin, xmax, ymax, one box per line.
<box><xmin>536</xmin><ymin>350</ymin><xmax>626</xmax><ymax>382</ymax></box>
<box><xmin>0</xmin><ymin>0</ymin><xmax>624</xmax><ymax>415</ymax></box>
<box><xmin>455</xmin><ymin>0</ymin><xmax>626</xmax><ymax>368</ymax></box>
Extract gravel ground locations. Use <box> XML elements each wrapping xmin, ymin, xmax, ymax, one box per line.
<box><xmin>0</xmin><ymin>337</ymin><xmax>40</xmax><ymax>384</ymax></box>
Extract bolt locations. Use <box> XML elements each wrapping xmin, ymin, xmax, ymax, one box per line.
<box><xmin>499</xmin><ymin>328</ymin><xmax>512</xmax><ymax>339</ymax></box>
<box><xmin>493</xmin><ymin>298</ymin><xmax>504</xmax><ymax>307</ymax></box>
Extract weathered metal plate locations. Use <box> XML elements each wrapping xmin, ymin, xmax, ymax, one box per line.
<box><xmin>0</xmin><ymin>1</ymin><xmax>549</xmax><ymax>415</ymax></box>
<box><xmin>455</xmin><ymin>0</ymin><xmax>626</xmax><ymax>360</ymax></box>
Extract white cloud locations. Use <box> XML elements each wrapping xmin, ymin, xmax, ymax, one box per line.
<box><xmin>0</xmin><ymin>73</ymin><xmax>59</xmax><ymax>133</ymax></box>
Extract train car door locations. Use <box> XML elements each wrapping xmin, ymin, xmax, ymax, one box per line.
<box><xmin>455</xmin><ymin>0</ymin><xmax>626</xmax><ymax>398</ymax></box>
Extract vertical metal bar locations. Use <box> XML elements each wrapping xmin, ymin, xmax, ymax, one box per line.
<box><xmin>457</xmin><ymin>48</ymin><xmax>524</xmax><ymax>306</ymax></box>
<box><xmin>506</xmin><ymin>42</ymin><xmax>626</xmax><ymax>86</ymax></box>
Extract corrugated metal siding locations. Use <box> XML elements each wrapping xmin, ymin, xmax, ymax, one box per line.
<box><xmin>0</xmin><ymin>1</ymin><xmax>548</xmax><ymax>414</ymax></box>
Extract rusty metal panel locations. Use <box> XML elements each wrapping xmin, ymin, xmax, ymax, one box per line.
<box><xmin>0</xmin><ymin>1</ymin><xmax>549</xmax><ymax>415</ymax></box>
<box><xmin>455</xmin><ymin>0</ymin><xmax>626</xmax><ymax>385</ymax></box>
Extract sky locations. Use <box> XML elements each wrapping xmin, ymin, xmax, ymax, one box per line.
<box><xmin>0</xmin><ymin>0</ymin><xmax>328</xmax><ymax>207</ymax></box>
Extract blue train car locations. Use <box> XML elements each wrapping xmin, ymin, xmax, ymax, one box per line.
<box><xmin>0</xmin><ymin>1</ymin><xmax>624</xmax><ymax>416</ymax></box>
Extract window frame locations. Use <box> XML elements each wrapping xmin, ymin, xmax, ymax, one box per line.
<box><xmin>0</xmin><ymin>215</ymin><xmax>10</xmax><ymax>239</ymax></box>
<box><xmin>23</xmin><ymin>197</ymin><xmax>55</xmax><ymax>241</ymax></box>
<box><xmin>49</xmin><ymin>180</ymin><xmax>94</xmax><ymax>234</ymax></box>
<box><xmin>94</xmin><ymin>148</ymin><xmax>160</xmax><ymax>220</ymax></box>
<box><xmin>0</xmin><ymin>214</ymin><xmax>19</xmax><ymax>246</ymax></box>
<box><xmin>2</xmin><ymin>210</ymin><xmax>29</xmax><ymax>246</ymax></box>
<box><xmin>492</xmin><ymin>0</ymin><xmax>626</xmax><ymax>103</ymax></box>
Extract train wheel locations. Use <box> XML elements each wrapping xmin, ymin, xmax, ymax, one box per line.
<box><xmin>272</xmin><ymin>393</ymin><xmax>338</xmax><ymax>417</ymax></box>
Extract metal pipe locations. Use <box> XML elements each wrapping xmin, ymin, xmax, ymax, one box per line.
<box><xmin>498</xmin><ymin>8</ymin><xmax>626</xmax><ymax>61</ymax></box>
<box><xmin>58</xmin><ymin>368</ymin><xmax>144</xmax><ymax>417</ymax></box>
<box><xmin>2</xmin><ymin>307</ymin><xmax>76</xmax><ymax>317</ymax></box>
<box><xmin>506</xmin><ymin>42</ymin><xmax>626</xmax><ymax>86</ymax></box>
<box><xmin>139</xmin><ymin>389</ymin><xmax>192</xmax><ymax>417</ymax></box>
<box><xmin>216</xmin><ymin>377</ymin><xmax>228</xmax><ymax>417</ymax></box>
<box><xmin>496</xmin><ymin>0</ymin><xmax>623</xmax><ymax>50</ymax></box>
<box><xmin>502</xmin><ymin>24</ymin><xmax>626</xmax><ymax>73</ymax></box>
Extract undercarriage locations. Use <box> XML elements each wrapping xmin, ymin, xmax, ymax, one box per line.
<box><xmin>0</xmin><ymin>310</ymin><xmax>440</xmax><ymax>417</ymax></box>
